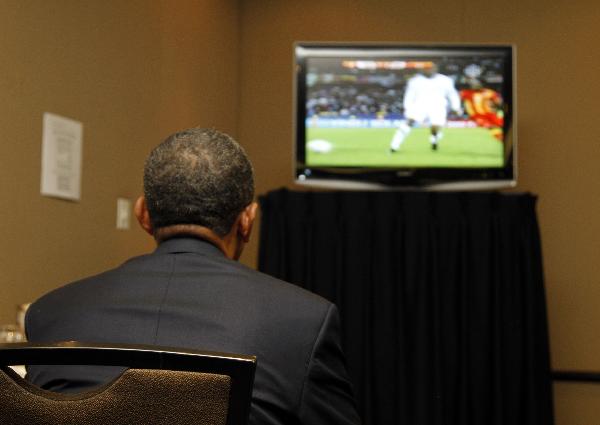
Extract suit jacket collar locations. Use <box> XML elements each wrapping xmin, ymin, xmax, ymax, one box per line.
<box><xmin>154</xmin><ymin>236</ymin><xmax>224</xmax><ymax>257</ymax></box>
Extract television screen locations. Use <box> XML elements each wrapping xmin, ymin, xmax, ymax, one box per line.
<box><xmin>294</xmin><ymin>43</ymin><xmax>516</xmax><ymax>189</ymax></box>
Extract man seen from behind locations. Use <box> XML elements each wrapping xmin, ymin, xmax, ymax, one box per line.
<box><xmin>26</xmin><ymin>127</ymin><xmax>361</xmax><ymax>425</ymax></box>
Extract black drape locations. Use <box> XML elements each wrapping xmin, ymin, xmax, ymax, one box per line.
<box><xmin>258</xmin><ymin>188</ymin><xmax>553</xmax><ymax>425</ymax></box>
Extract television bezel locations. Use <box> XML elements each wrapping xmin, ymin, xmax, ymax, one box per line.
<box><xmin>293</xmin><ymin>42</ymin><xmax>517</xmax><ymax>190</ymax></box>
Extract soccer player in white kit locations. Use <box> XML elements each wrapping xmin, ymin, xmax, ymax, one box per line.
<box><xmin>390</xmin><ymin>64</ymin><xmax>463</xmax><ymax>152</ymax></box>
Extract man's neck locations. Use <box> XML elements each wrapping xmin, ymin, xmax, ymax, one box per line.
<box><xmin>154</xmin><ymin>225</ymin><xmax>231</xmax><ymax>257</ymax></box>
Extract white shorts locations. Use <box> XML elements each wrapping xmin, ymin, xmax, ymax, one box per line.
<box><xmin>405</xmin><ymin>104</ymin><xmax>447</xmax><ymax>127</ymax></box>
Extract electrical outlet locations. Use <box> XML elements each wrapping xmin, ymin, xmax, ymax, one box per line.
<box><xmin>116</xmin><ymin>198</ymin><xmax>132</xmax><ymax>230</ymax></box>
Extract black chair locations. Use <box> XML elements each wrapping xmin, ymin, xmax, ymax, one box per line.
<box><xmin>0</xmin><ymin>341</ymin><xmax>256</xmax><ymax>425</ymax></box>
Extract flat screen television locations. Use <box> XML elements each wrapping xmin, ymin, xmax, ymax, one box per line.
<box><xmin>294</xmin><ymin>43</ymin><xmax>516</xmax><ymax>190</ymax></box>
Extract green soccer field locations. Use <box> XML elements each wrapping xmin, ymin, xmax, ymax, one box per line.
<box><xmin>306</xmin><ymin>127</ymin><xmax>503</xmax><ymax>168</ymax></box>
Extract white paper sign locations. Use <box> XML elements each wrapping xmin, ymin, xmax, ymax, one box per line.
<box><xmin>40</xmin><ymin>112</ymin><xmax>83</xmax><ymax>201</ymax></box>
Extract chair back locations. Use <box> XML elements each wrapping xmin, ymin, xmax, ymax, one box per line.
<box><xmin>0</xmin><ymin>341</ymin><xmax>256</xmax><ymax>425</ymax></box>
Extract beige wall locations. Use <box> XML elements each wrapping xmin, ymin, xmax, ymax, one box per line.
<box><xmin>0</xmin><ymin>0</ymin><xmax>240</xmax><ymax>322</ymax></box>
<box><xmin>236</xmin><ymin>0</ymin><xmax>600</xmax><ymax>423</ymax></box>
<box><xmin>1</xmin><ymin>0</ymin><xmax>599</xmax><ymax>423</ymax></box>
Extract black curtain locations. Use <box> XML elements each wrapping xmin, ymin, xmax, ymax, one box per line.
<box><xmin>258</xmin><ymin>188</ymin><xmax>553</xmax><ymax>425</ymax></box>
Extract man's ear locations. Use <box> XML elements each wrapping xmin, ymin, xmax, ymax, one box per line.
<box><xmin>238</xmin><ymin>202</ymin><xmax>258</xmax><ymax>243</ymax></box>
<box><xmin>134</xmin><ymin>196</ymin><xmax>153</xmax><ymax>236</ymax></box>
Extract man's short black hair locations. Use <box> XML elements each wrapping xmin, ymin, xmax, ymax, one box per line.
<box><xmin>143</xmin><ymin>128</ymin><xmax>254</xmax><ymax>237</ymax></box>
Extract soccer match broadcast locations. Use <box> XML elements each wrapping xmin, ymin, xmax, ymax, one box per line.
<box><xmin>300</xmin><ymin>47</ymin><xmax>511</xmax><ymax>169</ymax></box>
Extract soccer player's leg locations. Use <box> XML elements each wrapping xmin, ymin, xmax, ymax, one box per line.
<box><xmin>429</xmin><ymin>125</ymin><xmax>442</xmax><ymax>150</ymax></box>
<box><xmin>390</xmin><ymin>119</ymin><xmax>415</xmax><ymax>152</ymax></box>
<box><xmin>429</xmin><ymin>108</ymin><xmax>447</xmax><ymax>150</ymax></box>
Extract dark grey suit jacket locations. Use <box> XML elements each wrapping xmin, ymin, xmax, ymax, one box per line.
<box><xmin>25</xmin><ymin>237</ymin><xmax>361</xmax><ymax>425</ymax></box>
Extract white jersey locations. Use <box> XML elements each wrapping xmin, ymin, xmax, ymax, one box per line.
<box><xmin>403</xmin><ymin>73</ymin><xmax>461</xmax><ymax>126</ymax></box>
